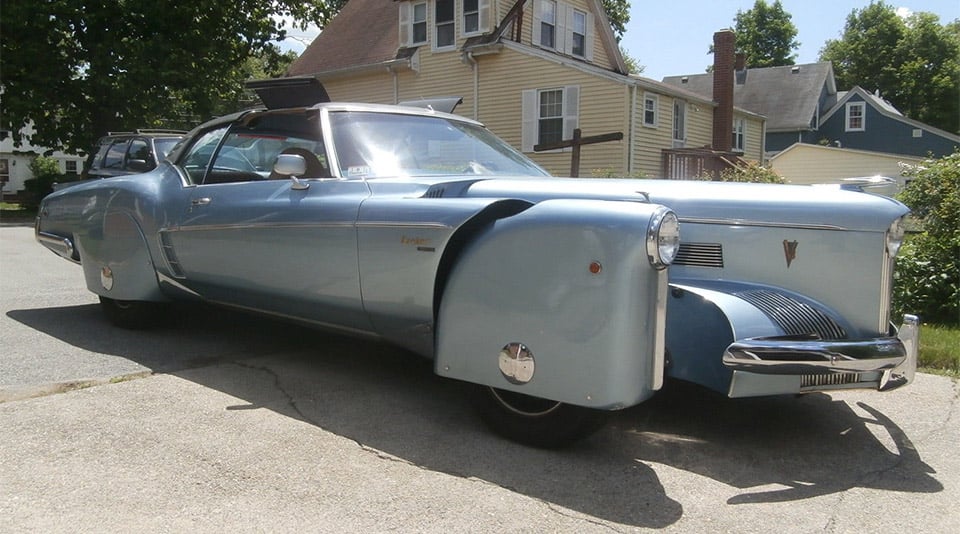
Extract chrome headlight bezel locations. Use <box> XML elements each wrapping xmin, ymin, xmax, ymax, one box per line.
<box><xmin>647</xmin><ymin>207</ymin><xmax>680</xmax><ymax>270</ymax></box>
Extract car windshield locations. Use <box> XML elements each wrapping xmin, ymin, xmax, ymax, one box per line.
<box><xmin>328</xmin><ymin>111</ymin><xmax>550</xmax><ymax>179</ymax></box>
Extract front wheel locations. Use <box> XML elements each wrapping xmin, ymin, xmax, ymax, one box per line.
<box><xmin>475</xmin><ymin>387</ymin><xmax>608</xmax><ymax>448</ymax></box>
<box><xmin>99</xmin><ymin>296</ymin><xmax>162</xmax><ymax>329</ymax></box>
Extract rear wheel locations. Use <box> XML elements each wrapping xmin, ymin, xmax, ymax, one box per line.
<box><xmin>476</xmin><ymin>387</ymin><xmax>608</xmax><ymax>448</ymax></box>
<box><xmin>98</xmin><ymin>296</ymin><xmax>161</xmax><ymax>329</ymax></box>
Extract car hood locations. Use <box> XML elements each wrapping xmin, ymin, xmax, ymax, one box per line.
<box><xmin>460</xmin><ymin>177</ymin><xmax>910</xmax><ymax>232</ymax></box>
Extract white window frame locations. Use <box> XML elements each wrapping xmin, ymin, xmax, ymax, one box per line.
<box><xmin>412</xmin><ymin>2</ymin><xmax>428</xmax><ymax>44</ymax></box>
<box><xmin>534</xmin><ymin>0</ymin><xmax>558</xmax><ymax>50</ymax></box>
<box><xmin>732</xmin><ymin>118</ymin><xmax>745</xmax><ymax>152</ymax></box>
<box><xmin>570</xmin><ymin>9</ymin><xmax>587</xmax><ymax>57</ymax></box>
<box><xmin>463</xmin><ymin>0</ymin><xmax>480</xmax><ymax>35</ymax></box>
<box><xmin>521</xmin><ymin>85</ymin><xmax>580</xmax><ymax>153</ymax></box>
<box><xmin>399</xmin><ymin>1</ymin><xmax>428</xmax><ymax>46</ymax></box>
<box><xmin>433</xmin><ymin>0</ymin><xmax>456</xmax><ymax>50</ymax></box>
<box><xmin>643</xmin><ymin>93</ymin><xmax>658</xmax><ymax>128</ymax></box>
<box><xmin>845</xmin><ymin>101</ymin><xmax>865</xmax><ymax>131</ymax></box>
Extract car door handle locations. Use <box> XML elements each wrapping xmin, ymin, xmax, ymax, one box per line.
<box><xmin>191</xmin><ymin>197</ymin><xmax>211</xmax><ymax>206</ymax></box>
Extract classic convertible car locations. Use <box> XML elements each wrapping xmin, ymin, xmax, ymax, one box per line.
<box><xmin>35</xmin><ymin>91</ymin><xmax>918</xmax><ymax>447</ymax></box>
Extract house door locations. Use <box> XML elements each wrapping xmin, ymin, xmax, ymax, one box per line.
<box><xmin>673</xmin><ymin>101</ymin><xmax>687</xmax><ymax>148</ymax></box>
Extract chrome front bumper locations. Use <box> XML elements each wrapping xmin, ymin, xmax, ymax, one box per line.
<box><xmin>723</xmin><ymin>315</ymin><xmax>919</xmax><ymax>397</ymax></box>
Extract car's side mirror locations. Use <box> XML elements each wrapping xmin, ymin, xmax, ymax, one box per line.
<box><xmin>273</xmin><ymin>153</ymin><xmax>310</xmax><ymax>190</ymax></box>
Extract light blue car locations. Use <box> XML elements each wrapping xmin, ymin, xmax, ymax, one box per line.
<box><xmin>36</xmin><ymin>92</ymin><xmax>918</xmax><ymax>448</ymax></box>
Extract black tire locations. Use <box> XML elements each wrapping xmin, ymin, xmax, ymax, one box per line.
<box><xmin>98</xmin><ymin>296</ymin><xmax>161</xmax><ymax>329</ymax></box>
<box><xmin>475</xmin><ymin>386</ymin><xmax>609</xmax><ymax>448</ymax></box>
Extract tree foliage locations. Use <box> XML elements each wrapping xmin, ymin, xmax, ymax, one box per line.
<box><xmin>721</xmin><ymin>0</ymin><xmax>800</xmax><ymax>68</ymax></box>
<box><xmin>894</xmin><ymin>151</ymin><xmax>960</xmax><ymax>325</ymax></box>
<box><xmin>602</xmin><ymin>0</ymin><xmax>631</xmax><ymax>41</ymax></box>
<box><xmin>0</xmin><ymin>0</ymin><xmax>341</xmax><ymax>155</ymax></box>
<box><xmin>820</xmin><ymin>3</ymin><xmax>960</xmax><ymax>134</ymax></box>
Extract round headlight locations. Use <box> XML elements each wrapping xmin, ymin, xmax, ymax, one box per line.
<box><xmin>886</xmin><ymin>217</ymin><xmax>905</xmax><ymax>256</ymax></box>
<box><xmin>647</xmin><ymin>208</ymin><xmax>680</xmax><ymax>269</ymax></box>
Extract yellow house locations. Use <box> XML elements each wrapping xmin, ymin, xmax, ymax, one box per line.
<box><xmin>287</xmin><ymin>0</ymin><xmax>765</xmax><ymax>178</ymax></box>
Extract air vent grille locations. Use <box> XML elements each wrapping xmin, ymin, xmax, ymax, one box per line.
<box><xmin>158</xmin><ymin>232</ymin><xmax>185</xmax><ymax>279</ymax></box>
<box><xmin>422</xmin><ymin>187</ymin><xmax>446</xmax><ymax>198</ymax></box>
<box><xmin>801</xmin><ymin>373</ymin><xmax>862</xmax><ymax>388</ymax></box>
<box><xmin>674</xmin><ymin>242</ymin><xmax>724</xmax><ymax>268</ymax></box>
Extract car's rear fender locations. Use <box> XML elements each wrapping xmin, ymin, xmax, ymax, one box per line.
<box><xmin>74</xmin><ymin>207</ymin><xmax>165</xmax><ymax>302</ymax></box>
<box><xmin>436</xmin><ymin>199</ymin><xmax>670</xmax><ymax>410</ymax></box>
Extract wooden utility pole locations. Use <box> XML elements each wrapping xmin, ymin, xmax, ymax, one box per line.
<box><xmin>534</xmin><ymin>128</ymin><xmax>623</xmax><ymax>177</ymax></box>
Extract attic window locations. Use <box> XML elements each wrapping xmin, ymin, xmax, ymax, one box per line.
<box><xmin>681</xmin><ymin>76</ymin><xmax>689</xmax><ymax>84</ymax></box>
<box><xmin>571</xmin><ymin>10</ymin><xmax>587</xmax><ymax>57</ymax></box>
<box><xmin>791</xmin><ymin>66</ymin><xmax>801</xmax><ymax>74</ymax></box>
<box><xmin>540</xmin><ymin>0</ymin><xmax>557</xmax><ymax>48</ymax></box>
<box><xmin>435</xmin><ymin>0</ymin><xmax>455</xmax><ymax>49</ymax></box>
<box><xmin>845</xmin><ymin>101</ymin><xmax>865</xmax><ymax>132</ymax></box>
<box><xmin>412</xmin><ymin>2</ymin><xmax>427</xmax><ymax>44</ymax></box>
<box><xmin>464</xmin><ymin>0</ymin><xmax>479</xmax><ymax>34</ymax></box>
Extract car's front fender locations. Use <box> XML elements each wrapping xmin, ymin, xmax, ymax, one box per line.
<box><xmin>436</xmin><ymin>199</ymin><xmax>671</xmax><ymax>410</ymax></box>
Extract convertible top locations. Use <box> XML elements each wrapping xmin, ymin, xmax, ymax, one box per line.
<box><xmin>245</xmin><ymin>77</ymin><xmax>331</xmax><ymax>109</ymax></box>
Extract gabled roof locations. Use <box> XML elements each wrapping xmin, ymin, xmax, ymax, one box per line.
<box><xmin>287</xmin><ymin>0</ymin><xmax>402</xmax><ymax>77</ymax></box>
<box><xmin>288</xmin><ymin>0</ymin><xmax>628</xmax><ymax>77</ymax></box>
<box><xmin>821</xmin><ymin>86</ymin><xmax>960</xmax><ymax>143</ymax></box>
<box><xmin>663</xmin><ymin>62</ymin><xmax>836</xmax><ymax>132</ymax></box>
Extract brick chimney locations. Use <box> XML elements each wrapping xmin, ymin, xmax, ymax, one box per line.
<box><xmin>712</xmin><ymin>30</ymin><xmax>735</xmax><ymax>152</ymax></box>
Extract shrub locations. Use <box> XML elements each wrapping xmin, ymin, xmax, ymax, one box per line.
<box><xmin>894</xmin><ymin>151</ymin><xmax>960</xmax><ymax>325</ymax></box>
<box><xmin>20</xmin><ymin>156</ymin><xmax>64</xmax><ymax>209</ymax></box>
<box><xmin>717</xmin><ymin>161</ymin><xmax>785</xmax><ymax>183</ymax></box>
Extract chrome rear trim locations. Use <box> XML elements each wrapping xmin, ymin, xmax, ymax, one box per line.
<box><xmin>36</xmin><ymin>231</ymin><xmax>79</xmax><ymax>263</ymax></box>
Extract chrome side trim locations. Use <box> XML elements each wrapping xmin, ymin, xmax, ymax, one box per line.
<box><xmin>678</xmin><ymin>217</ymin><xmax>846</xmax><ymax>231</ymax></box>
<box><xmin>166</xmin><ymin>222</ymin><xmax>357</xmax><ymax>233</ymax></box>
<box><xmin>651</xmin><ymin>270</ymin><xmax>668</xmax><ymax>390</ymax></box>
<box><xmin>355</xmin><ymin>221</ymin><xmax>454</xmax><ymax>230</ymax></box>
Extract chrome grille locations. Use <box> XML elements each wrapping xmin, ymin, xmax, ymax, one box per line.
<box><xmin>735</xmin><ymin>289</ymin><xmax>847</xmax><ymax>340</ymax></box>
<box><xmin>674</xmin><ymin>243</ymin><xmax>724</xmax><ymax>268</ymax></box>
<box><xmin>801</xmin><ymin>373</ymin><xmax>862</xmax><ymax>388</ymax></box>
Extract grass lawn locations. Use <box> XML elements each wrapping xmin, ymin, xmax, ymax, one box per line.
<box><xmin>0</xmin><ymin>203</ymin><xmax>37</xmax><ymax>222</ymax></box>
<box><xmin>919</xmin><ymin>324</ymin><xmax>960</xmax><ymax>378</ymax></box>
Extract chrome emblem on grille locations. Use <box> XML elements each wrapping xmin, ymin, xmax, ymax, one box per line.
<box><xmin>783</xmin><ymin>240</ymin><xmax>799</xmax><ymax>268</ymax></box>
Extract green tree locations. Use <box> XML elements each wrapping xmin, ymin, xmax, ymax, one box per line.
<box><xmin>602</xmin><ymin>0</ymin><xmax>631</xmax><ymax>41</ymax></box>
<box><xmin>820</xmin><ymin>3</ymin><xmax>959</xmax><ymax>134</ymax></box>
<box><xmin>716</xmin><ymin>1</ymin><xmax>799</xmax><ymax>68</ymax></box>
<box><xmin>0</xmin><ymin>0</ymin><xmax>343</xmax><ymax>155</ymax></box>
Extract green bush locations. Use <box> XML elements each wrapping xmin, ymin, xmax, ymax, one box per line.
<box><xmin>694</xmin><ymin>161</ymin><xmax>785</xmax><ymax>183</ymax></box>
<box><xmin>717</xmin><ymin>161</ymin><xmax>785</xmax><ymax>184</ymax></box>
<box><xmin>894</xmin><ymin>151</ymin><xmax>960</xmax><ymax>325</ymax></box>
<box><xmin>20</xmin><ymin>156</ymin><xmax>63</xmax><ymax>209</ymax></box>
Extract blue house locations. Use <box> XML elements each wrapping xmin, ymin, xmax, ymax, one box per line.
<box><xmin>663</xmin><ymin>62</ymin><xmax>959</xmax><ymax>158</ymax></box>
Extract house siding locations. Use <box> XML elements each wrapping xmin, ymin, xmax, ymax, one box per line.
<box><xmin>475</xmin><ymin>48</ymin><xmax>628</xmax><ymax>176</ymax></box>
<box><xmin>771</xmin><ymin>143</ymin><xmax>921</xmax><ymax>185</ymax></box>
<box><xmin>818</xmin><ymin>95</ymin><xmax>959</xmax><ymax>158</ymax></box>
<box><xmin>322</xmin><ymin>70</ymin><xmax>396</xmax><ymax>103</ymax></box>
<box><xmin>517</xmin><ymin>0</ymin><xmax>615</xmax><ymax>71</ymax></box>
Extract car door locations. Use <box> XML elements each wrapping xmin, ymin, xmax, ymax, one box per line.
<box><xmin>162</xmin><ymin>115</ymin><xmax>374</xmax><ymax>332</ymax></box>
